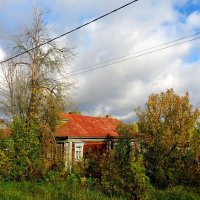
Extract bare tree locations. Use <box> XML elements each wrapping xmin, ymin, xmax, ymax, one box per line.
<box><xmin>0</xmin><ymin>62</ymin><xmax>30</xmax><ymax>119</ymax></box>
<box><xmin>0</xmin><ymin>8</ymin><xmax>73</xmax><ymax>122</ymax></box>
<box><xmin>0</xmin><ymin>8</ymin><xmax>74</xmax><ymax>163</ymax></box>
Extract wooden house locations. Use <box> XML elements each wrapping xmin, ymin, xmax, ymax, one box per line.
<box><xmin>55</xmin><ymin>113</ymin><xmax>123</xmax><ymax>169</ymax></box>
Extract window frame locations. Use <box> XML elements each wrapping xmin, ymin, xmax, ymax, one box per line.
<box><xmin>74</xmin><ymin>142</ymin><xmax>84</xmax><ymax>161</ymax></box>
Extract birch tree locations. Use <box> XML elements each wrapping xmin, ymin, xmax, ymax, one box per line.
<box><xmin>0</xmin><ymin>8</ymin><xmax>73</xmax><ymax>125</ymax></box>
<box><xmin>0</xmin><ymin>8</ymin><xmax>74</xmax><ymax>163</ymax></box>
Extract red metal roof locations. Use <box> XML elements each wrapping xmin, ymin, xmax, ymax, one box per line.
<box><xmin>55</xmin><ymin>113</ymin><xmax>121</xmax><ymax>138</ymax></box>
<box><xmin>0</xmin><ymin>129</ymin><xmax>11</xmax><ymax>138</ymax></box>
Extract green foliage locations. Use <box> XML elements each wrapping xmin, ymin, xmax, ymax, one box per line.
<box><xmin>0</xmin><ymin>180</ymin><xmax>123</xmax><ymax>200</ymax></box>
<box><xmin>181</xmin><ymin>125</ymin><xmax>200</xmax><ymax>186</ymax></box>
<box><xmin>0</xmin><ymin>132</ymin><xmax>16</xmax><ymax>180</ymax></box>
<box><xmin>99</xmin><ymin>152</ymin><xmax>149</xmax><ymax>199</ymax></box>
<box><xmin>147</xmin><ymin>186</ymin><xmax>200</xmax><ymax>200</ymax></box>
<box><xmin>98</xmin><ymin>152</ymin><xmax>122</xmax><ymax>196</ymax></box>
<box><xmin>11</xmin><ymin>117</ymin><xmax>42</xmax><ymax>180</ymax></box>
<box><xmin>40</xmin><ymin>89</ymin><xmax>66</xmax><ymax>132</ymax></box>
<box><xmin>0</xmin><ymin>9</ymin><xmax>73</xmax><ymax>165</ymax></box>
<box><xmin>44</xmin><ymin>170</ymin><xmax>63</xmax><ymax>183</ymax></box>
<box><xmin>136</xmin><ymin>89</ymin><xmax>200</xmax><ymax>188</ymax></box>
<box><xmin>82</xmin><ymin>124</ymin><xmax>150</xmax><ymax>199</ymax></box>
<box><xmin>132</xmin><ymin>122</ymin><xmax>139</xmax><ymax>132</ymax></box>
<box><xmin>115</xmin><ymin>124</ymin><xmax>133</xmax><ymax>170</ymax></box>
<box><xmin>0</xmin><ymin>117</ymin><xmax>42</xmax><ymax>181</ymax></box>
<box><xmin>70</xmin><ymin>110</ymin><xmax>82</xmax><ymax>115</ymax></box>
<box><xmin>83</xmin><ymin>151</ymin><xmax>104</xmax><ymax>180</ymax></box>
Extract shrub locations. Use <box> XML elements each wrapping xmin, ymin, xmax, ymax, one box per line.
<box><xmin>148</xmin><ymin>186</ymin><xmax>200</xmax><ymax>200</ymax></box>
<box><xmin>0</xmin><ymin>117</ymin><xmax>42</xmax><ymax>181</ymax></box>
<box><xmin>83</xmin><ymin>124</ymin><xmax>150</xmax><ymax>199</ymax></box>
<box><xmin>11</xmin><ymin>117</ymin><xmax>42</xmax><ymax>180</ymax></box>
<box><xmin>0</xmin><ymin>135</ymin><xmax>16</xmax><ymax>180</ymax></box>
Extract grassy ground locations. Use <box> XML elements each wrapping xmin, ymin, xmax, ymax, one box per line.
<box><xmin>0</xmin><ymin>180</ymin><xmax>123</xmax><ymax>200</ymax></box>
<box><xmin>147</xmin><ymin>186</ymin><xmax>200</xmax><ymax>200</ymax></box>
<box><xmin>1</xmin><ymin>179</ymin><xmax>200</xmax><ymax>200</ymax></box>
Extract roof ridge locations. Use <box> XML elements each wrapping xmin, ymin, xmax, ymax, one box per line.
<box><xmin>64</xmin><ymin>113</ymin><xmax>120</xmax><ymax>121</ymax></box>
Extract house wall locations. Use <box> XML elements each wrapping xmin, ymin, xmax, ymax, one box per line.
<box><xmin>72</xmin><ymin>143</ymin><xmax>75</xmax><ymax>162</ymax></box>
<box><xmin>56</xmin><ymin>137</ymin><xmax>140</xmax><ymax>171</ymax></box>
<box><xmin>84</xmin><ymin>142</ymin><xmax>107</xmax><ymax>156</ymax></box>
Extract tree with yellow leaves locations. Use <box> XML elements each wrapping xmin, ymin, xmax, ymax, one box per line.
<box><xmin>136</xmin><ymin>89</ymin><xmax>200</xmax><ymax>188</ymax></box>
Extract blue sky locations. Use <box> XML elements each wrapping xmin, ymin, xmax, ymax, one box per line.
<box><xmin>177</xmin><ymin>0</ymin><xmax>200</xmax><ymax>16</ymax></box>
<box><xmin>0</xmin><ymin>0</ymin><xmax>200</xmax><ymax>121</ymax></box>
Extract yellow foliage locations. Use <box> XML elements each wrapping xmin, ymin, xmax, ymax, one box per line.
<box><xmin>137</xmin><ymin>89</ymin><xmax>200</xmax><ymax>152</ymax></box>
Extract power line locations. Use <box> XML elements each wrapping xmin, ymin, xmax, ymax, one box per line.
<box><xmin>0</xmin><ymin>0</ymin><xmax>139</xmax><ymax>65</ymax></box>
<box><xmin>68</xmin><ymin>35</ymin><xmax>200</xmax><ymax>77</ymax></box>
<box><xmin>68</xmin><ymin>32</ymin><xmax>200</xmax><ymax>75</ymax></box>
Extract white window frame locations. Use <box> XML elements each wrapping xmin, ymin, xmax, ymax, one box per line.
<box><xmin>113</xmin><ymin>142</ymin><xmax>118</xmax><ymax>148</ymax></box>
<box><xmin>74</xmin><ymin>143</ymin><xmax>84</xmax><ymax>161</ymax></box>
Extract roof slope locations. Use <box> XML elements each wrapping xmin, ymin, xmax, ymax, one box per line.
<box><xmin>0</xmin><ymin>129</ymin><xmax>11</xmax><ymax>138</ymax></box>
<box><xmin>55</xmin><ymin>113</ymin><xmax>121</xmax><ymax>138</ymax></box>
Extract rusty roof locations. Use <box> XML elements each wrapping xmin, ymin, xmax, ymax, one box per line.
<box><xmin>0</xmin><ymin>128</ymin><xmax>11</xmax><ymax>138</ymax></box>
<box><xmin>55</xmin><ymin>113</ymin><xmax>121</xmax><ymax>138</ymax></box>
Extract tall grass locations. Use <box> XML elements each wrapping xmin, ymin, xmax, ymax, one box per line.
<box><xmin>147</xmin><ymin>186</ymin><xmax>200</xmax><ymax>200</ymax></box>
<box><xmin>0</xmin><ymin>179</ymin><xmax>123</xmax><ymax>200</ymax></box>
<box><xmin>2</xmin><ymin>178</ymin><xmax>200</xmax><ymax>200</ymax></box>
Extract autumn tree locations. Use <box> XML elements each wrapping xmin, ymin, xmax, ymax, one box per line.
<box><xmin>0</xmin><ymin>8</ymin><xmax>73</xmax><ymax>163</ymax></box>
<box><xmin>136</xmin><ymin>89</ymin><xmax>200</xmax><ymax>188</ymax></box>
<box><xmin>0</xmin><ymin>8</ymin><xmax>73</xmax><ymax>123</ymax></box>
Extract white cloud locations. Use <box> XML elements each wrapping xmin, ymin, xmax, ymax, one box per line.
<box><xmin>0</xmin><ymin>0</ymin><xmax>200</xmax><ymax>121</ymax></box>
<box><xmin>66</xmin><ymin>0</ymin><xmax>200</xmax><ymax>120</ymax></box>
<box><xmin>187</xmin><ymin>11</ymin><xmax>200</xmax><ymax>28</ymax></box>
<box><xmin>0</xmin><ymin>48</ymin><xmax>5</xmax><ymax>61</ymax></box>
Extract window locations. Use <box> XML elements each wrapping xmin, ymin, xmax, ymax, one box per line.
<box><xmin>113</xmin><ymin>142</ymin><xmax>118</xmax><ymax>149</ymax></box>
<box><xmin>74</xmin><ymin>143</ymin><xmax>84</xmax><ymax>161</ymax></box>
<box><xmin>107</xmin><ymin>141</ymin><xmax>118</xmax><ymax>150</ymax></box>
<box><xmin>107</xmin><ymin>141</ymin><xmax>112</xmax><ymax>151</ymax></box>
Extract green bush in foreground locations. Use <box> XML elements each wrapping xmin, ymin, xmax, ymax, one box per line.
<box><xmin>81</xmin><ymin>124</ymin><xmax>150</xmax><ymax>200</ymax></box>
<box><xmin>0</xmin><ymin>117</ymin><xmax>42</xmax><ymax>181</ymax></box>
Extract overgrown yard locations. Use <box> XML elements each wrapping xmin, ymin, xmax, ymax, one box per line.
<box><xmin>0</xmin><ymin>180</ymin><xmax>123</xmax><ymax>200</ymax></box>
<box><xmin>1</xmin><ymin>180</ymin><xmax>200</xmax><ymax>200</ymax></box>
<box><xmin>1</xmin><ymin>90</ymin><xmax>200</xmax><ymax>199</ymax></box>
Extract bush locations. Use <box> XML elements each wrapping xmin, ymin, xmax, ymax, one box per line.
<box><xmin>83</xmin><ymin>124</ymin><xmax>150</xmax><ymax>199</ymax></box>
<box><xmin>148</xmin><ymin>186</ymin><xmax>200</xmax><ymax>200</ymax></box>
<box><xmin>0</xmin><ymin>117</ymin><xmax>42</xmax><ymax>181</ymax></box>
<box><xmin>0</xmin><ymin>136</ymin><xmax>16</xmax><ymax>180</ymax></box>
<box><xmin>98</xmin><ymin>151</ymin><xmax>149</xmax><ymax>199</ymax></box>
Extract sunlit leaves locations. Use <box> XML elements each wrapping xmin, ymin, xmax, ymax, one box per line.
<box><xmin>136</xmin><ymin>89</ymin><xmax>200</xmax><ymax>187</ymax></box>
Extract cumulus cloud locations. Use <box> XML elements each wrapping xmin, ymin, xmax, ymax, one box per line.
<box><xmin>64</xmin><ymin>0</ymin><xmax>200</xmax><ymax>120</ymax></box>
<box><xmin>0</xmin><ymin>0</ymin><xmax>200</xmax><ymax>121</ymax></box>
<box><xmin>187</xmin><ymin>11</ymin><xmax>200</xmax><ymax>29</ymax></box>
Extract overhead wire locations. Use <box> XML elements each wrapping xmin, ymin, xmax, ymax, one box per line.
<box><xmin>1</xmin><ymin>0</ymin><xmax>199</xmax><ymax>78</ymax></box>
<box><xmin>68</xmin><ymin>32</ymin><xmax>200</xmax><ymax>75</ymax></box>
<box><xmin>68</xmin><ymin>35</ymin><xmax>200</xmax><ymax>77</ymax></box>
<box><xmin>0</xmin><ymin>0</ymin><xmax>139</xmax><ymax>65</ymax></box>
